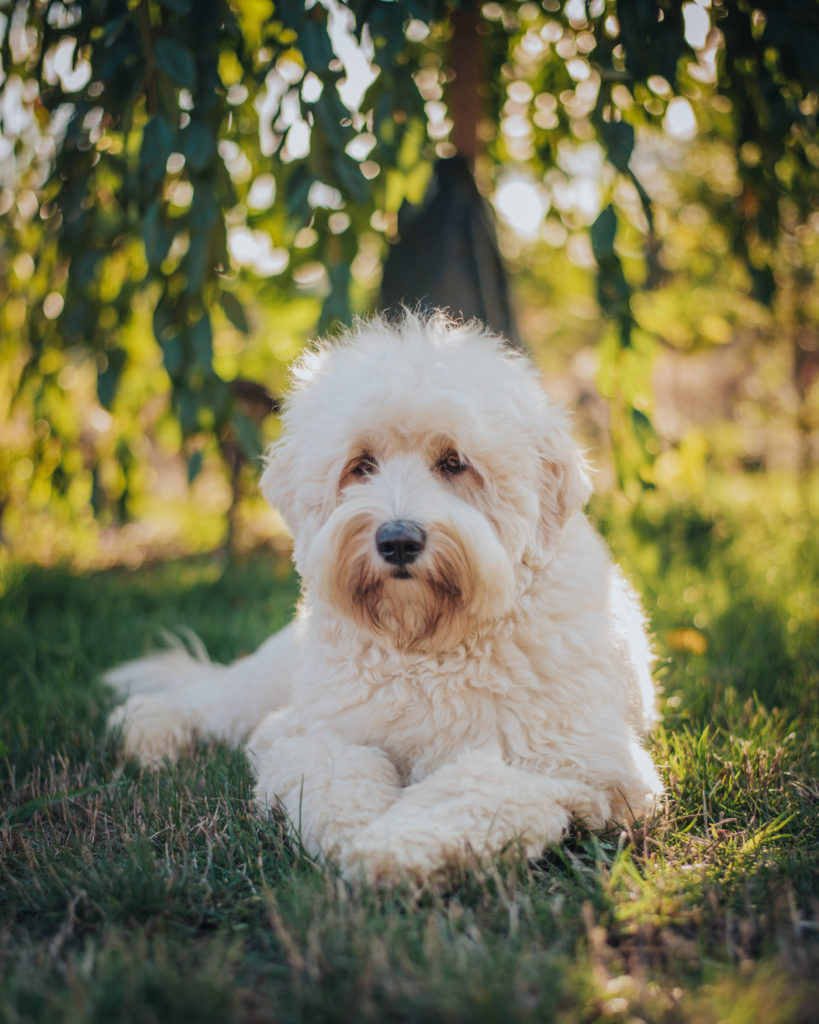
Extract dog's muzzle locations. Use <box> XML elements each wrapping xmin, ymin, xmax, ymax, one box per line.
<box><xmin>375</xmin><ymin>520</ymin><xmax>426</xmax><ymax>572</ymax></box>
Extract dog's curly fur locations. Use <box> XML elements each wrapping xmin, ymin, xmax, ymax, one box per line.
<box><xmin>107</xmin><ymin>313</ymin><xmax>662</xmax><ymax>880</ymax></box>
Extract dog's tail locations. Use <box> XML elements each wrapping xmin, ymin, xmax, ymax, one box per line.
<box><xmin>103</xmin><ymin>628</ymin><xmax>214</xmax><ymax>698</ymax></box>
<box><xmin>105</xmin><ymin>623</ymin><xmax>299</xmax><ymax>759</ymax></box>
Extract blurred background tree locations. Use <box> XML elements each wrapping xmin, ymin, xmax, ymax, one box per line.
<box><xmin>1</xmin><ymin>0</ymin><xmax>817</xmax><ymax>565</ymax></box>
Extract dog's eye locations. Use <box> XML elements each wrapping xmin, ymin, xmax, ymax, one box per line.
<box><xmin>436</xmin><ymin>449</ymin><xmax>467</xmax><ymax>476</ymax></box>
<box><xmin>351</xmin><ymin>454</ymin><xmax>378</xmax><ymax>478</ymax></box>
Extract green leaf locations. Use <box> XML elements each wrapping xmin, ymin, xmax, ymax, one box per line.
<box><xmin>750</xmin><ymin>264</ymin><xmax>776</xmax><ymax>305</ymax></box>
<box><xmin>97</xmin><ymin>349</ymin><xmax>126</xmax><ymax>409</ymax></box>
<box><xmin>73</xmin><ymin>251</ymin><xmax>102</xmax><ymax>289</ymax></box>
<box><xmin>161</xmin><ymin>334</ymin><xmax>185</xmax><ymax>377</ymax></box>
<box><xmin>232</xmin><ymin>410</ymin><xmax>261</xmax><ymax>461</ymax></box>
<box><xmin>368</xmin><ymin>0</ymin><xmax>412</xmax><ymax>63</ymax></box>
<box><xmin>631</xmin><ymin>407</ymin><xmax>657</xmax><ymax>452</ymax></box>
<box><xmin>153</xmin><ymin>291</ymin><xmax>178</xmax><ymax>343</ymax></box>
<box><xmin>142</xmin><ymin>200</ymin><xmax>173</xmax><ymax>268</ymax></box>
<box><xmin>320</xmin><ymin>261</ymin><xmax>352</xmax><ymax>329</ymax></box>
<box><xmin>618</xmin><ymin>0</ymin><xmax>687</xmax><ymax>83</ymax></box>
<box><xmin>373</xmin><ymin>91</ymin><xmax>396</xmax><ymax>136</ymax></box>
<box><xmin>285</xmin><ymin>164</ymin><xmax>314</xmax><ymax>220</ymax></box>
<box><xmin>154</xmin><ymin>37</ymin><xmax>196</xmax><ymax>89</ymax></box>
<box><xmin>332</xmin><ymin>154</ymin><xmax>369</xmax><ymax>205</ymax></box>
<box><xmin>627</xmin><ymin>167</ymin><xmax>655</xmax><ymax>234</ymax></box>
<box><xmin>591</xmin><ymin>205</ymin><xmax>617</xmax><ymax>261</ymax></box>
<box><xmin>600</xmin><ymin>121</ymin><xmax>634</xmax><ymax>174</ymax></box>
<box><xmin>190</xmin><ymin>313</ymin><xmax>213</xmax><ymax>369</ymax></box>
<box><xmin>190</xmin><ymin>182</ymin><xmax>220</xmax><ymax>229</ymax></box>
<box><xmin>218</xmin><ymin>291</ymin><xmax>250</xmax><ymax>334</ymax></box>
<box><xmin>182</xmin><ymin>120</ymin><xmax>216</xmax><ymax>173</ymax></box>
<box><xmin>184</xmin><ymin>191</ymin><xmax>221</xmax><ymax>295</ymax></box>
<box><xmin>312</xmin><ymin>89</ymin><xmax>351</xmax><ymax>150</ymax></box>
<box><xmin>98</xmin><ymin>43</ymin><xmax>130</xmax><ymax>83</ymax></box>
<box><xmin>159</xmin><ymin>0</ymin><xmax>192</xmax><ymax>13</ymax></box>
<box><xmin>187</xmin><ymin>449</ymin><xmax>203</xmax><ymax>484</ymax></box>
<box><xmin>591</xmin><ymin>207</ymin><xmax>633</xmax><ymax>346</ymax></box>
<box><xmin>183</xmin><ymin>236</ymin><xmax>210</xmax><ymax>295</ymax></box>
<box><xmin>175</xmin><ymin>387</ymin><xmax>200</xmax><ymax>434</ymax></box>
<box><xmin>103</xmin><ymin>13</ymin><xmax>129</xmax><ymax>46</ymax></box>
<box><xmin>301</xmin><ymin>21</ymin><xmax>334</xmax><ymax>72</ymax></box>
<box><xmin>276</xmin><ymin>0</ymin><xmax>306</xmax><ymax>29</ymax></box>
<box><xmin>139</xmin><ymin>114</ymin><xmax>174</xmax><ymax>188</ymax></box>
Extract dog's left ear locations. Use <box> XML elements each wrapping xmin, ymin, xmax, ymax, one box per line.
<box><xmin>537</xmin><ymin>423</ymin><xmax>592</xmax><ymax>549</ymax></box>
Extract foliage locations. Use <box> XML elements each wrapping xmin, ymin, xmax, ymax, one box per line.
<box><xmin>0</xmin><ymin>0</ymin><xmax>817</xmax><ymax>540</ymax></box>
<box><xmin>1</xmin><ymin>475</ymin><xmax>817</xmax><ymax>1020</ymax></box>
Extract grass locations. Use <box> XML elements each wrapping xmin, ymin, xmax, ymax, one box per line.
<box><xmin>1</xmin><ymin>474</ymin><xmax>817</xmax><ymax>1022</ymax></box>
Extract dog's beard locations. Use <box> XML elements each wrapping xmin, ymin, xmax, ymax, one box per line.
<box><xmin>309</xmin><ymin>509</ymin><xmax>515</xmax><ymax>653</ymax></box>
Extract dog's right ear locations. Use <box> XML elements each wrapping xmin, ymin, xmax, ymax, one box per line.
<box><xmin>260</xmin><ymin>436</ymin><xmax>299</xmax><ymax>538</ymax></box>
<box><xmin>259</xmin><ymin>346</ymin><xmax>326</xmax><ymax>538</ymax></box>
<box><xmin>261</xmin><ymin>432</ymin><xmax>332</xmax><ymax>575</ymax></box>
<box><xmin>261</xmin><ymin>432</ymin><xmax>339</xmax><ymax>574</ymax></box>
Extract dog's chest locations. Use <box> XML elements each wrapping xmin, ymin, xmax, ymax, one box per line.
<box><xmin>308</xmin><ymin>636</ymin><xmax>554</xmax><ymax>781</ymax></box>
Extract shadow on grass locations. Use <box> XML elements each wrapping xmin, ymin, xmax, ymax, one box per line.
<box><xmin>596</xmin><ymin>495</ymin><xmax>818</xmax><ymax>725</ymax></box>
<box><xmin>0</xmin><ymin>555</ymin><xmax>300</xmax><ymax>779</ymax></box>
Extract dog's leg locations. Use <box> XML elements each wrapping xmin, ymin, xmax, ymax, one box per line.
<box><xmin>339</xmin><ymin>749</ymin><xmax>611</xmax><ymax>880</ymax></box>
<box><xmin>107</xmin><ymin>622</ymin><xmax>299</xmax><ymax>764</ymax></box>
<box><xmin>248</xmin><ymin>713</ymin><xmax>403</xmax><ymax>858</ymax></box>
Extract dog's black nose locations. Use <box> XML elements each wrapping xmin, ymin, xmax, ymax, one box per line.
<box><xmin>375</xmin><ymin>520</ymin><xmax>426</xmax><ymax>567</ymax></box>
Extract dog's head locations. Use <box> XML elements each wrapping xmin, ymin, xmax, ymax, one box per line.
<box><xmin>261</xmin><ymin>313</ymin><xmax>591</xmax><ymax>652</ymax></box>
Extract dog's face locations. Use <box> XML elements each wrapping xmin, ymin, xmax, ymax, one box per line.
<box><xmin>262</xmin><ymin>315</ymin><xmax>590</xmax><ymax>652</ymax></box>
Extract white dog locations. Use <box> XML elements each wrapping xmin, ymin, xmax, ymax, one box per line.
<box><xmin>107</xmin><ymin>313</ymin><xmax>662</xmax><ymax>879</ymax></box>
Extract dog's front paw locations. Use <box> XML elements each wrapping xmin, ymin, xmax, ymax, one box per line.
<box><xmin>109</xmin><ymin>696</ymin><xmax>204</xmax><ymax>766</ymax></box>
<box><xmin>339</xmin><ymin>833</ymin><xmax>441</xmax><ymax>884</ymax></box>
<box><xmin>338</xmin><ymin>817</ymin><xmax>478</xmax><ymax>884</ymax></box>
<box><xmin>336</xmin><ymin>797</ymin><xmax>573</xmax><ymax>884</ymax></box>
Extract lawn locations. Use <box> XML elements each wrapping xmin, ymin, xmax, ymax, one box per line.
<box><xmin>1</xmin><ymin>475</ymin><xmax>817</xmax><ymax>1023</ymax></box>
